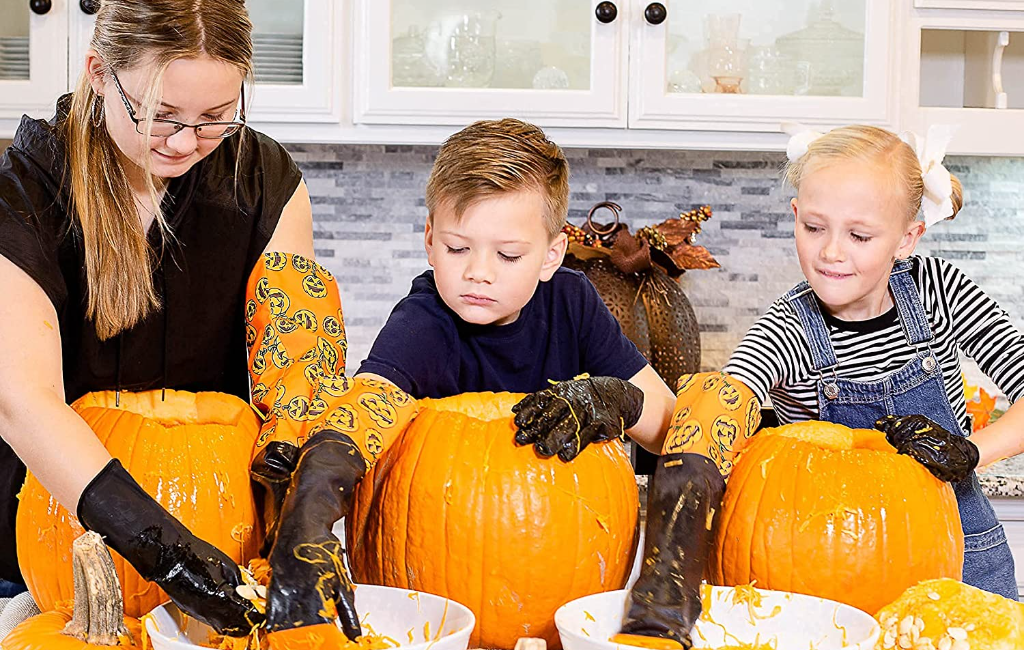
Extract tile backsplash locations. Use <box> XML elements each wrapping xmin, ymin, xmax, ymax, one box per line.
<box><xmin>291</xmin><ymin>144</ymin><xmax>1024</xmax><ymax>396</ymax></box>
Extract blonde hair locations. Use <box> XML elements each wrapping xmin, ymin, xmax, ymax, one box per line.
<box><xmin>65</xmin><ymin>0</ymin><xmax>253</xmax><ymax>340</ymax></box>
<box><xmin>425</xmin><ymin>118</ymin><xmax>570</xmax><ymax>239</ymax></box>
<box><xmin>783</xmin><ymin>125</ymin><xmax>964</xmax><ymax>224</ymax></box>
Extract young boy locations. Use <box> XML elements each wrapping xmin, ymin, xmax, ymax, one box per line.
<box><xmin>356</xmin><ymin>118</ymin><xmax>675</xmax><ymax>459</ymax></box>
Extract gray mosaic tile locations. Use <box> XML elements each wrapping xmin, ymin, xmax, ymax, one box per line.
<box><xmin>288</xmin><ymin>143</ymin><xmax>1024</xmax><ymax>393</ymax></box>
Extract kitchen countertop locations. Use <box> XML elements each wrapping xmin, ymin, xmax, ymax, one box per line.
<box><xmin>978</xmin><ymin>455</ymin><xmax>1024</xmax><ymax>498</ymax></box>
<box><xmin>634</xmin><ymin>454</ymin><xmax>1024</xmax><ymax>501</ymax></box>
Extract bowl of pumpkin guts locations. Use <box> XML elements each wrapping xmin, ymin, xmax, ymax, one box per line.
<box><xmin>554</xmin><ymin>584</ymin><xmax>880</xmax><ymax>650</ymax></box>
<box><xmin>143</xmin><ymin>565</ymin><xmax>476</xmax><ymax>650</ymax></box>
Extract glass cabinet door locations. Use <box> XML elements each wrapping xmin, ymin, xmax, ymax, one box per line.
<box><xmin>630</xmin><ymin>0</ymin><xmax>895</xmax><ymax>130</ymax></box>
<box><xmin>903</xmin><ymin>8</ymin><xmax>1024</xmax><ymax>157</ymax></box>
<box><xmin>249</xmin><ymin>0</ymin><xmax>305</xmax><ymax>86</ymax></box>
<box><xmin>0</xmin><ymin>0</ymin><xmax>68</xmax><ymax>121</ymax></box>
<box><xmin>244</xmin><ymin>0</ymin><xmax>339</xmax><ymax>123</ymax></box>
<box><xmin>355</xmin><ymin>0</ymin><xmax>628</xmax><ymax>127</ymax></box>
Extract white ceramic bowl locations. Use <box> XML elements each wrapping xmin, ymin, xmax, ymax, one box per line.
<box><xmin>555</xmin><ymin>586</ymin><xmax>880</xmax><ymax>650</ymax></box>
<box><xmin>144</xmin><ymin>584</ymin><xmax>475</xmax><ymax>650</ymax></box>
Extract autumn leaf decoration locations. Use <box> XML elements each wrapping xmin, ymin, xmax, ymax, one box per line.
<box><xmin>563</xmin><ymin>202</ymin><xmax>719</xmax><ymax>278</ymax></box>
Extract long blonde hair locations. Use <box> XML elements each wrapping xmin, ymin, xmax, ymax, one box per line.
<box><xmin>425</xmin><ymin>118</ymin><xmax>570</xmax><ymax>239</ymax></box>
<box><xmin>65</xmin><ymin>0</ymin><xmax>253</xmax><ymax>340</ymax></box>
<box><xmin>783</xmin><ymin>125</ymin><xmax>964</xmax><ymax>224</ymax></box>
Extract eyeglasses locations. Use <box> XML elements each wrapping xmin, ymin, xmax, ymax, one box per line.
<box><xmin>109</xmin><ymin>70</ymin><xmax>246</xmax><ymax>139</ymax></box>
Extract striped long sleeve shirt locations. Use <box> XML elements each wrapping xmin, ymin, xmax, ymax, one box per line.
<box><xmin>723</xmin><ymin>256</ymin><xmax>1024</xmax><ymax>432</ymax></box>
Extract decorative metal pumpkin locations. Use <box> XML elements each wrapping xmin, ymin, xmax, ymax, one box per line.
<box><xmin>16</xmin><ymin>390</ymin><xmax>263</xmax><ymax>619</ymax></box>
<box><xmin>709</xmin><ymin>420</ymin><xmax>964</xmax><ymax>615</ymax></box>
<box><xmin>346</xmin><ymin>392</ymin><xmax>640</xmax><ymax>650</ymax></box>
<box><xmin>561</xmin><ymin>202</ymin><xmax>719</xmax><ymax>395</ymax></box>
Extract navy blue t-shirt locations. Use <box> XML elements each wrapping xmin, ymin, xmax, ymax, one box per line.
<box><xmin>357</xmin><ymin>268</ymin><xmax>648</xmax><ymax>398</ymax></box>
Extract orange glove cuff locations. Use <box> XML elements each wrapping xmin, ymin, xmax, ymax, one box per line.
<box><xmin>245</xmin><ymin>253</ymin><xmax>416</xmax><ymax>465</ymax></box>
<box><xmin>661</xmin><ymin>372</ymin><xmax>761</xmax><ymax>478</ymax></box>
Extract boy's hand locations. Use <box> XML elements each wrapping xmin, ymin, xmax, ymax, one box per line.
<box><xmin>512</xmin><ymin>376</ymin><xmax>644</xmax><ymax>461</ymax></box>
<box><xmin>875</xmin><ymin>414</ymin><xmax>979</xmax><ymax>483</ymax></box>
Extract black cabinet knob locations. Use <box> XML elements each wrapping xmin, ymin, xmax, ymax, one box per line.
<box><xmin>80</xmin><ymin>0</ymin><xmax>101</xmax><ymax>14</ymax></box>
<box><xmin>29</xmin><ymin>0</ymin><xmax>52</xmax><ymax>15</ymax></box>
<box><xmin>595</xmin><ymin>1</ymin><xmax>618</xmax><ymax>24</ymax></box>
<box><xmin>644</xmin><ymin>2</ymin><xmax>667</xmax><ymax>25</ymax></box>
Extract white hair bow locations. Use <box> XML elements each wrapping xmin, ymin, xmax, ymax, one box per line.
<box><xmin>782</xmin><ymin>122</ymin><xmax>824</xmax><ymax>163</ymax></box>
<box><xmin>899</xmin><ymin>125</ymin><xmax>958</xmax><ymax>227</ymax></box>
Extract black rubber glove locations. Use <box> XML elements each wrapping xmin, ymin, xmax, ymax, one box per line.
<box><xmin>77</xmin><ymin>459</ymin><xmax>263</xmax><ymax>637</ymax></box>
<box><xmin>875</xmin><ymin>414</ymin><xmax>980</xmax><ymax>483</ymax></box>
<box><xmin>264</xmin><ymin>429</ymin><xmax>366</xmax><ymax>640</ymax></box>
<box><xmin>512</xmin><ymin>376</ymin><xmax>644</xmax><ymax>461</ymax></box>
<box><xmin>619</xmin><ymin>453</ymin><xmax>725</xmax><ymax>648</ymax></box>
<box><xmin>250</xmin><ymin>441</ymin><xmax>300</xmax><ymax>556</ymax></box>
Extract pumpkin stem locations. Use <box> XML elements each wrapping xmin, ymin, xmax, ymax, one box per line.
<box><xmin>62</xmin><ymin>531</ymin><xmax>134</xmax><ymax>645</ymax></box>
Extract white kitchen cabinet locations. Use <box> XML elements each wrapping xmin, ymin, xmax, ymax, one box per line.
<box><xmin>354</xmin><ymin>0</ymin><xmax>629</xmax><ymax>128</ymax></box>
<box><xmin>916</xmin><ymin>0</ymin><xmax>1024</xmax><ymax>9</ymax></box>
<box><xmin>1</xmin><ymin>0</ymin><xmax>341</xmax><ymax>134</ymax></box>
<box><xmin>902</xmin><ymin>4</ymin><xmax>1024</xmax><ymax>155</ymax></box>
<box><xmin>243</xmin><ymin>0</ymin><xmax>343</xmax><ymax>123</ymax></box>
<box><xmin>5</xmin><ymin>0</ymin><xmax>1024</xmax><ymax>155</ymax></box>
<box><xmin>354</xmin><ymin>0</ymin><xmax>900</xmax><ymax>134</ymax></box>
<box><xmin>629</xmin><ymin>0</ymin><xmax>898</xmax><ymax>132</ymax></box>
<box><xmin>0</xmin><ymin>0</ymin><xmax>70</xmax><ymax>122</ymax></box>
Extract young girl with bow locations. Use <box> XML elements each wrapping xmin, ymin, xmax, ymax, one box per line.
<box><xmin>615</xmin><ymin>123</ymin><xmax>1024</xmax><ymax>649</ymax></box>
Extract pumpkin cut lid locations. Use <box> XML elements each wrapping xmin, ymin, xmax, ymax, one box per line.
<box><xmin>71</xmin><ymin>389</ymin><xmax>258</xmax><ymax>428</ymax></box>
<box><xmin>760</xmin><ymin>420</ymin><xmax>897</xmax><ymax>453</ymax></box>
<box><xmin>419</xmin><ymin>391</ymin><xmax>526</xmax><ymax>423</ymax></box>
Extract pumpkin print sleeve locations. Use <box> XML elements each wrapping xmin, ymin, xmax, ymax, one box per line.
<box><xmin>245</xmin><ymin>252</ymin><xmax>417</xmax><ymax>466</ymax></box>
<box><xmin>660</xmin><ymin>372</ymin><xmax>761</xmax><ymax>478</ymax></box>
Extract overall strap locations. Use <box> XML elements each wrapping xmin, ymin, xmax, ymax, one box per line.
<box><xmin>784</xmin><ymin>282</ymin><xmax>839</xmax><ymax>372</ymax></box>
<box><xmin>889</xmin><ymin>259</ymin><xmax>935</xmax><ymax>347</ymax></box>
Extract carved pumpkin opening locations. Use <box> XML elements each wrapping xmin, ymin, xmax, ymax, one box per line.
<box><xmin>17</xmin><ymin>390</ymin><xmax>263</xmax><ymax>619</ymax></box>
<box><xmin>419</xmin><ymin>392</ymin><xmax>521</xmax><ymax>422</ymax></box>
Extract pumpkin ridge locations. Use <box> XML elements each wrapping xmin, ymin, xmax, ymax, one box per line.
<box><xmin>565</xmin><ymin>455</ymin><xmax>584</xmax><ymax>631</ymax></box>
<box><xmin>480</xmin><ymin>411</ymin><xmax>501</xmax><ymax>644</ymax></box>
<box><xmin>745</xmin><ymin>438</ymin><xmax>777</xmax><ymax>584</ymax></box>
<box><xmin>768</xmin><ymin>439</ymin><xmax>792</xmax><ymax>590</ymax></box>
<box><xmin>113</xmin><ymin>410</ymin><xmax>152</xmax><ymax>615</ymax></box>
<box><xmin>597</xmin><ymin>445</ymin><xmax>614</xmax><ymax>586</ymax></box>
<box><xmin>438</xmin><ymin>414</ymin><xmax>457</xmax><ymax>616</ymax></box>
<box><xmin>724</xmin><ymin>434</ymin><xmax>765</xmax><ymax>581</ymax></box>
<box><xmin>403</xmin><ymin>409</ymin><xmax>435</xmax><ymax>591</ymax></box>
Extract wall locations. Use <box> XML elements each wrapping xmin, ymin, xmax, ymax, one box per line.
<box><xmin>3</xmin><ymin>136</ymin><xmax>1019</xmax><ymax>394</ymax></box>
<box><xmin>287</xmin><ymin>143</ymin><xmax>1024</xmax><ymax>397</ymax></box>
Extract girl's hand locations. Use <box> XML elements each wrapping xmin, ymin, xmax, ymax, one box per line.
<box><xmin>875</xmin><ymin>414</ymin><xmax>979</xmax><ymax>483</ymax></box>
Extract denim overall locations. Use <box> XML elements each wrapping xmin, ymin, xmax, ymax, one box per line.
<box><xmin>785</xmin><ymin>259</ymin><xmax>1018</xmax><ymax>600</ymax></box>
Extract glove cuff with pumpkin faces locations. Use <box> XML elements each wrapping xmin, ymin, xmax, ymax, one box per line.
<box><xmin>661</xmin><ymin>372</ymin><xmax>761</xmax><ymax>478</ymax></box>
<box><xmin>245</xmin><ymin>252</ymin><xmax>417</xmax><ymax>467</ymax></box>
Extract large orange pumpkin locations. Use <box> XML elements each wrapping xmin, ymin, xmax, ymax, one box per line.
<box><xmin>16</xmin><ymin>390</ymin><xmax>263</xmax><ymax>618</ymax></box>
<box><xmin>709</xmin><ymin>420</ymin><xmax>964</xmax><ymax>615</ymax></box>
<box><xmin>347</xmin><ymin>392</ymin><xmax>640</xmax><ymax>650</ymax></box>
